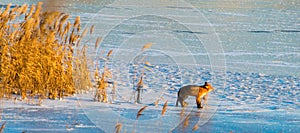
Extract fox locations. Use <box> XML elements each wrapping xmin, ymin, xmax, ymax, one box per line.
<box><xmin>176</xmin><ymin>82</ymin><xmax>214</xmax><ymax>108</ymax></box>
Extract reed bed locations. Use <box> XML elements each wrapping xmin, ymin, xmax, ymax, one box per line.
<box><xmin>0</xmin><ymin>2</ymin><xmax>92</xmax><ymax>101</ymax></box>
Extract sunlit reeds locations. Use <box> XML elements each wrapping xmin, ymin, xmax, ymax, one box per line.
<box><xmin>94</xmin><ymin>49</ymin><xmax>113</xmax><ymax>102</ymax></box>
<box><xmin>0</xmin><ymin>2</ymin><xmax>92</xmax><ymax>102</ymax></box>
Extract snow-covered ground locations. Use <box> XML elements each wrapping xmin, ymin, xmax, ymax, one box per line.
<box><xmin>1</xmin><ymin>0</ymin><xmax>299</xmax><ymax>132</ymax></box>
<box><xmin>1</xmin><ymin>64</ymin><xmax>299</xmax><ymax>132</ymax></box>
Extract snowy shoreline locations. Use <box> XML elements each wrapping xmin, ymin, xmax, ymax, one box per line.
<box><xmin>1</xmin><ymin>64</ymin><xmax>299</xmax><ymax>132</ymax></box>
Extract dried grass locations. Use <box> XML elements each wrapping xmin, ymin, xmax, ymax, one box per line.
<box><xmin>144</xmin><ymin>61</ymin><xmax>151</xmax><ymax>66</ymax></box>
<box><xmin>95</xmin><ymin>37</ymin><xmax>102</xmax><ymax>49</ymax></box>
<box><xmin>90</xmin><ymin>25</ymin><xmax>95</xmax><ymax>34</ymax></box>
<box><xmin>192</xmin><ymin>124</ymin><xmax>199</xmax><ymax>131</ymax></box>
<box><xmin>161</xmin><ymin>100</ymin><xmax>168</xmax><ymax>116</ymax></box>
<box><xmin>74</xmin><ymin>16</ymin><xmax>80</xmax><ymax>32</ymax></box>
<box><xmin>135</xmin><ymin>75</ymin><xmax>143</xmax><ymax>103</ymax></box>
<box><xmin>183</xmin><ymin>115</ymin><xmax>190</xmax><ymax>128</ymax></box>
<box><xmin>180</xmin><ymin>108</ymin><xmax>185</xmax><ymax>121</ymax></box>
<box><xmin>136</xmin><ymin>106</ymin><xmax>148</xmax><ymax>119</ymax></box>
<box><xmin>94</xmin><ymin>50</ymin><xmax>114</xmax><ymax>102</ymax></box>
<box><xmin>81</xmin><ymin>27</ymin><xmax>89</xmax><ymax>38</ymax></box>
<box><xmin>0</xmin><ymin>2</ymin><xmax>93</xmax><ymax>102</ymax></box>
<box><xmin>114</xmin><ymin>123</ymin><xmax>122</xmax><ymax>133</ymax></box>
<box><xmin>0</xmin><ymin>122</ymin><xmax>6</xmax><ymax>133</ymax></box>
<box><xmin>107</xmin><ymin>50</ymin><xmax>113</xmax><ymax>57</ymax></box>
<box><xmin>141</xmin><ymin>42</ymin><xmax>152</xmax><ymax>51</ymax></box>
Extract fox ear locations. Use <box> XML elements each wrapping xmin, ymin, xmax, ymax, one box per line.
<box><xmin>204</xmin><ymin>85</ymin><xmax>208</xmax><ymax>89</ymax></box>
<box><xmin>205</xmin><ymin>82</ymin><xmax>208</xmax><ymax>85</ymax></box>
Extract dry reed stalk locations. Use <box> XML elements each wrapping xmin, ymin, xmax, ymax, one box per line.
<box><xmin>111</xmin><ymin>81</ymin><xmax>117</xmax><ymax>101</ymax></box>
<box><xmin>183</xmin><ymin>115</ymin><xmax>190</xmax><ymax>128</ymax></box>
<box><xmin>154</xmin><ymin>99</ymin><xmax>159</xmax><ymax>107</ymax></box>
<box><xmin>180</xmin><ymin>108</ymin><xmax>185</xmax><ymax>121</ymax></box>
<box><xmin>95</xmin><ymin>36</ymin><xmax>102</xmax><ymax>49</ymax></box>
<box><xmin>32</xmin><ymin>2</ymin><xmax>42</xmax><ymax>19</ymax></box>
<box><xmin>107</xmin><ymin>50</ymin><xmax>113</xmax><ymax>57</ymax></box>
<box><xmin>93</xmin><ymin>48</ymin><xmax>114</xmax><ymax>102</ymax></box>
<box><xmin>0</xmin><ymin>122</ymin><xmax>6</xmax><ymax>133</ymax></box>
<box><xmin>74</xmin><ymin>16</ymin><xmax>80</xmax><ymax>32</ymax></box>
<box><xmin>25</xmin><ymin>4</ymin><xmax>35</xmax><ymax>19</ymax></box>
<box><xmin>63</xmin><ymin>21</ymin><xmax>71</xmax><ymax>38</ymax></box>
<box><xmin>20</xmin><ymin>4</ymin><xmax>28</xmax><ymax>15</ymax></box>
<box><xmin>137</xmin><ymin>76</ymin><xmax>143</xmax><ymax>87</ymax></box>
<box><xmin>1</xmin><ymin>3</ymin><xmax>11</xmax><ymax>17</ymax></box>
<box><xmin>161</xmin><ymin>100</ymin><xmax>168</xmax><ymax>116</ymax></box>
<box><xmin>94</xmin><ymin>70</ymin><xmax>109</xmax><ymax>102</ymax></box>
<box><xmin>59</xmin><ymin>14</ymin><xmax>69</xmax><ymax>36</ymax></box>
<box><xmin>69</xmin><ymin>29</ymin><xmax>75</xmax><ymax>45</ymax></box>
<box><xmin>144</xmin><ymin>61</ymin><xmax>151</xmax><ymax>66</ymax></box>
<box><xmin>143</xmin><ymin>66</ymin><xmax>152</xmax><ymax>72</ymax></box>
<box><xmin>90</xmin><ymin>24</ymin><xmax>94</xmax><ymax>34</ymax></box>
<box><xmin>141</xmin><ymin>42</ymin><xmax>152</xmax><ymax>51</ymax></box>
<box><xmin>192</xmin><ymin>124</ymin><xmax>199</xmax><ymax>131</ymax></box>
<box><xmin>81</xmin><ymin>27</ymin><xmax>89</xmax><ymax>38</ymax></box>
<box><xmin>136</xmin><ymin>75</ymin><xmax>143</xmax><ymax>103</ymax></box>
<box><xmin>114</xmin><ymin>123</ymin><xmax>122</xmax><ymax>133</ymax></box>
<box><xmin>136</xmin><ymin>106</ymin><xmax>148</xmax><ymax>119</ymax></box>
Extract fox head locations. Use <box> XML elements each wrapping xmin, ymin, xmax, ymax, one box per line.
<box><xmin>203</xmin><ymin>82</ymin><xmax>214</xmax><ymax>92</ymax></box>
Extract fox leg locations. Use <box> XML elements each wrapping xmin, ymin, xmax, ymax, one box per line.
<box><xmin>176</xmin><ymin>90</ymin><xmax>180</xmax><ymax>107</ymax></box>
<box><xmin>176</xmin><ymin>96</ymin><xmax>184</xmax><ymax>107</ymax></box>
<box><xmin>176</xmin><ymin>100</ymin><xmax>188</xmax><ymax>107</ymax></box>
<box><xmin>177</xmin><ymin>95</ymin><xmax>188</xmax><ymax>107</ymax></box>
<box><xmin>176</xmin><ymin>94</ymin><xmax>183</xmax><ymax>107</ymax></box>
<box><xmin>180</xmin><ymin>100</ymin><xmax>189</xmax><ymax>107</ymax></box>
<box><xmin>177</xmin><ymin>97</ymin><xmax>185</xmax><ymax>107</ymax></box>
<box><xmin>181</xmin><ymin>96</ymin><xmax>189</xmax><ymax>107</ymax></box>
<box><xmin>183</xmin><ymin>101</ymin><xmax>188</xmax><ymax>107</ymax></box>
<box><xmin>196</xmin><ymin>95</ymin><xmax>202</xmax><ymax>108</ymax></box>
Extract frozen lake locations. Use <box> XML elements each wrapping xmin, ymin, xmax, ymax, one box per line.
<box><xmin>0</xmin><ymin>0</ymin><xmax>299</xmax><ymax>132</ymax></box>
<box><xmin>5</xmin><ymin>0</ymin><xmax>299</xmax><ymax>76</ymax></box>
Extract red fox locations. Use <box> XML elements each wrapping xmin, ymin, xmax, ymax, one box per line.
<box><xmin>176</xmin><ymin>82</ymin><xmax>214</xmax><ymax>108</ymax></box>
